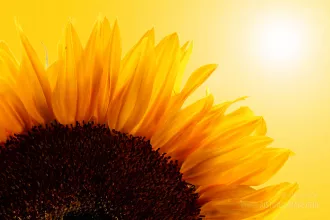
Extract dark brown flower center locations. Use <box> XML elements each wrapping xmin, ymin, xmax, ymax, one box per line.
<box><xmin>0</xmin><ymin>121</ymin><xmax>201</xmax><ymax>219</ymax></box>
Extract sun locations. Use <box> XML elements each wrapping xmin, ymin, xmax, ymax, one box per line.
<box><xmin>250</xmin><ymin>12</ymin><xmax>308</xmax><ymax>69</ymax></box>
<box><xmin>260</xmin><ymin>19</ymin><xmax>302</xmax><ymax>62</ymax></box>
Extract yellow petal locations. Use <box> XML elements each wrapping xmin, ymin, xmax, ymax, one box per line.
<box><xmin>15</xmin><ymin>23</ymin><xmax>54</xmax><ymax>123</ymax></box>
<box><xmin>151</xmin><ymin>33</ymin><xmax>180</xmax><ymax>100</ymax></box>
<box><xmin>200</xmin><ymin>183</ymin><xmax>298</xmax><ymax>219</ymax></box>
<box><xmin>184</xmin><ymin>147</ymin><xmax>293</xmax><ymax>186</ymax></box>
<box><xmin>16</xmin><ymin>55</ymin><xmax>52</xmax><ymax>124</ymax></box>
<box><xmin>200</xmin><ymin>118</ymin><xmax>263</xmax><ymax>165</ymax></box>
<box><xmin>115</xmin><ymin>28</ymin><xmax>154</xmax><ymax>92</ymax></box>
<box><xmin>132</xmin><ymin>33</ymin><xmax>181</xmax><ymax>138</ymax></box>
<box><xmin>255</xmin><ymin>117</ymin><xmax>267</xmax><ymax>135</ymax></box>
<box><xmin>225</xmin><ymin>106</ymin><xmax>255</xmax><ymax>119</ymax></box>
<box><xmin>114</xmin><ymin>29</ymin><xmax>156</xmax><ymax>133</ymax></box>
<box><xmin>107</xmin><ymin>20</ymin><xmax>122</xmax><ymax>100</ymax></box>
<box><xmin>16</xmin><ymin>24</ymin><xmax>52</xmax><ymax>102</ymax></box>
<box><xmin>46</xmin><ymin>60</ymin><xmax>62</xmax><ymax>91</ymax></box>
<box><xmin>95</xmin><ymin>20</ymin><xmax>121</xmax><ymax>123</ymax></box>
<box><xmin>180</xmin><ymin>64</ymin><xmax>218</xmax><ymax>101</ymax></box>
<box><xmin>152</xmin><ymin>93</ymin><xmax>214</xmax><ymax>153</ymax></box>
<box><xmin>107</xmin><ymin>29</ymin><xmax>154</xmax><ymax>131</ymax></box>
<box><xmin>165</xmin><ymin>64</ymin><xmax>219</xmax><ymax>120</ymax></box>
<box><xmin>199</xmin><ymin>97</ymin><xmax>249</xmax><ymax>128</ymax></box>
<box><xmin>182</xmin><ymin>135</ymin><xmax>273</xmax><ymax>182</ymax></box>
<box><xmin>168</xmin><ymin>97</ymin><xmax>248</xmax><ymax>161</ymax></box>
<box><xmin>173</xmin><ymin>41</ymin><xmax>193</xmax><ymax>94</ymax></box>
<box><xmin>0</xmin><ymin>41</ymin><xmax>19</xmax><ymax>67</ymax></box>
<box><xmin>76</xmin><ymin>17</ymin><xmax>111</xmax><ymax>121</ymax></box>
<box><xmin>52</xmin><ymin>21</ymin><xmax>83</xmax><ymax>124</ymax></box>
<box><xmin>0</xmin><ymin>41</ymin><xmax>19</xmax><ymax>83</ymax></box>
<box><xmin>200</xmin><ymin>114</ymin><xmax>263</xmax><ymax>155</ymax></box>
<box><xmin>237</xmin><ymin>148</ymin><xmax>295</xmax><ymax>186</ymax></box>
<box><xmin>0</xmin><ymin>82</ymin><xmax>30</xmax><ymax>141</ymax></box>
<box><xmin>197</xmin><ymin>185</ymin><xmax>256</xmax><ymax>205</ymax></box>
<box><xmin>167</xmin><ymin>128</ymin><xmax>204</xmax><ymax>162</ymax></box>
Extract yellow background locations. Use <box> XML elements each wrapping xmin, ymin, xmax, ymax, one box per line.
<box><xmin>0</xmin><ymin>0</ymin><xmax>329</xmax><ymax>219</ymax></box>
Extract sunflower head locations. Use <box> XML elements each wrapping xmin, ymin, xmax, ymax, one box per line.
<box><xmin>0</xmin><ymin>16</ymin><xmax>298</xmax><ymax>219</ymax></box>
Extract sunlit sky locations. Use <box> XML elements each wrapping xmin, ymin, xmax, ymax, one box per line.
<box><xmin>0</xmin><ymin>0</ymin><xmax>329</xmax><ymax>219</ymax></box>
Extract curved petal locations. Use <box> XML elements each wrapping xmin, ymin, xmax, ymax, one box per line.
<box><xmin>114</xmin><ymin>29</ymin><xmax>156</xmax><ymax>133</ymax></box>
<box><xmin>182</xmin><ymin>135</ymin><xmax>273</xmax><ymax>182</ymax></box>
<box><xmin>133</xmin><ymin>33</ymin><xmax>181</xmax><ymax>138</ymax></box>
<box><xmin>235</xmin><ymin>148</ymin><xmax>294</xmax><ymax>186</ymax></box>
<box><xmin>52</xmin><ymin>21</ymin><xmax>83</xmax><ymax>124</ymax></box>
<box><xmin>184</xmin><ymin>147</ymin><xmax>293</xmax><ymax>186</ymax></box>
<box><xmin>197</xmin><ymin>184</ymin><xmax>257</xmax><ymax>206</ymax></box>
<box><xmin>165</xmin><ymin>64</ymin><xmax>218</xmax><ymax>119</ymax></box>
<box><xmin>200</xmin><ymin>183</ymin><xmax>298</xmax><ymax>219</ymax></box>
<box><xmin>76</xmin><ymin>16</ymin><xmax>111</xmax><ymax>121</ymax></box>
<box><xmin>0</xmin><ymin>41</ymin><xmax>19</xmax><ymax>83</ymax></box>
<box><xmin>46</xmin><ymin>60</ymin><xmax>62</xmax><ymax>91</ymax></box>
<box><xmin>15</xmin><ymin>23</ymin><xmax>54</xmax><ymax>123</ymax></box>
<box><xmin>173</xmin><ymin>41</ymin><xmax>193</xmax><ymax>94</ymax></box>
<box><xmin>152</xmin><ymin>92</ymin><xmax>214</xmax><ymax>153</ymax></box>
<box><xmin>180</xmin><ymin>64</ymin><xmax>218</xmax><ymax>102</ymax></box>
<box><xmin>201</xmin><ymin>108</ymin><xmax>261</xmax><ymax>151</ymax></box>
<box><xmin>95</xmin><ymin>20</ymin><xmax>122</xmax><ymax>123</ymax></box>
<box><xmin>168</xmin><ymin>97</ymin><xmax>249</xmax><ymax>161</ymax></box>
<box><xmin>0</xmin><ymin>82</ymin><xmax>30</xmax><ymax>141</ymax></box>
<box><xmin>181</xmin><ymin>115</ymin><xmax>264</xmax><ymax>175</ymax></box>
<box><xmin>107</xmin><ymin>29</ymin><xmax>155</xmax><ymax>132</ymax></box>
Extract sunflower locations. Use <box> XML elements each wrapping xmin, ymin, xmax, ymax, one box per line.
<box><xmin>0</xmin><ymin>16</ymin><xmax>298</xmax><ymax>219</ymax></box>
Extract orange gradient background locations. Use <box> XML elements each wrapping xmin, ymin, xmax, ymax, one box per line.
<box><xmin>0</xmin><ymin>0</ymin><xmax>329</xmax><ymax>219</ymax></box>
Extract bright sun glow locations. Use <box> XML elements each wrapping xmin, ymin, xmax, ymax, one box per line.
<box><xmin>260</xmin><ymin>20</ymin><xmax>302</xmax><ymax>62</ymax></box>
<box><xmin>250</xmin><ymin>13</ymin><xmax>308</xmax><ymax>70</ymax></box>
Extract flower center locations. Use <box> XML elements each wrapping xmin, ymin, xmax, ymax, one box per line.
<box><xmin>0</xmin><ymin>121</ymin><xmax>201</xmax><ymax>219</ymax></box>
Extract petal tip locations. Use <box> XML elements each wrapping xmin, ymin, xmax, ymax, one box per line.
<box><xmin>113</xmin><ymin>19</ymin><xmax>120</xmax><ymax>30</ymax></box>
<box><xmin>210</xmin><ymin>63</ymin><xmax>219</xmax><ymax>70</ymax></box>
<box><xmin>102</xmin><ymin>16</ymin><xmax>110</xmax><ymax>26</ymax></box>
<box><xmin>96</xmin><ymin>13</ymin><xmax>105</xmax><ymax>21</ymax></box>
<box><xmin>14</xmin><ymin>18</ymin><xmax>24</xmax><ymax>38</ymax></box>
<box><xmin>289</xmin><ymin>150</ymin><xmax>296</xmax><ymax>156</ymax></box>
